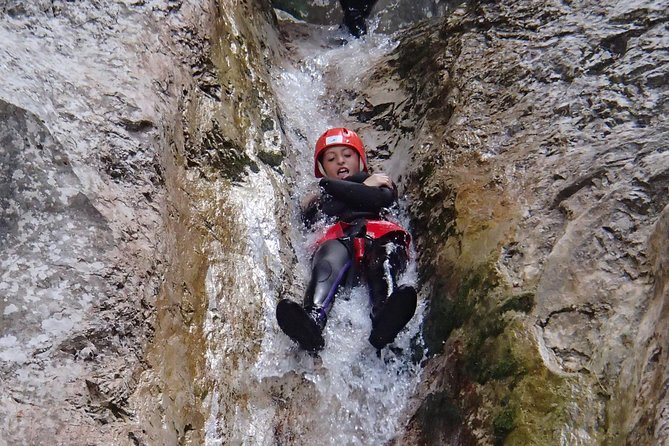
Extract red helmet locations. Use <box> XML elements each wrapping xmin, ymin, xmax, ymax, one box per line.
<box><xmin>314</xmin><ymin>127</ymin><xmax>368</xmax><ymax>178</ymax></box>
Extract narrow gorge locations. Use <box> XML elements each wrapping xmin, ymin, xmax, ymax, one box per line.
<box><xmin>1</xmin><ymin>1</ymin><xmax>668</xmax><ymax>445</ymax></box>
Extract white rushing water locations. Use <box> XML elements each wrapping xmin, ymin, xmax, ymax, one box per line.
<box><xmin>203</xmin><ymin>17</ymin><xmax>424</xmax><ymax>446</ymax></box>
<box><xmin>267</xmin><ymin>19</ymin><xmax>425</xmax><ymax>444</ymax></box>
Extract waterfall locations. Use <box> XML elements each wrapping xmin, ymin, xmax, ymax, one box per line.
<box><xmin>9</xmin><ymin>0</ymin><xmax>664</xmax><ymax>443</ymax></box>
<box><xmin>201</xmin><ymin>15</ymin><xmax>424</xmax><ymax>446</ymax></box>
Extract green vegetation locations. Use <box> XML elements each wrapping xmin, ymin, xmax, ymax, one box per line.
<box><xmin>492</xmin><ymin>405</ymin><xmax>516</xmax><ymax>445</ymax></box>
<box><xmin>418</xmin><ymin>261</ymin><xmax>594</xmax><ymax>444</ymax></box>
<box><xmin>257</xmin><ymin>149</ymin><xmax>284</xmax><ymax>168</ymax></box>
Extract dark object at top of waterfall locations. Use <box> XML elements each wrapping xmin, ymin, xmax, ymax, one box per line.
<box><xmin>340</xmin><ymin>0</ymin><xmax>378</xmax><ymax>38</ymax></box>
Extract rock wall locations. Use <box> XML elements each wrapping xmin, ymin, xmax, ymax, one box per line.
<box><xmin>271</xmin><ymin>0</ymin><xmax>458</xmax><ymax>32</ymax></box>
<box><xmin>0</xmin><ymin>1</ymin><xmax>184</xmax><ymax>443</ymax></box>
<box><xmin>1</xmin><ymin>0</ymin><xmax>283</xmax><ymax>444</ymax></box>
<box><xmin>2</xmin><ymin>0</ymin><xmax>668</xmax><ymax>444</ymax></box>
<box><xmin>342</xmin><ymin>0</ymin><xmax>669</xmax><ymax>444</ymax></box>
<box><xmin>129</xmin><ymin>1</ymin><xmax>288</xmax><ymax>444</ymax></box>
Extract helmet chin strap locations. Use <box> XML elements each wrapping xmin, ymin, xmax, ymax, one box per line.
<box><xmin>318</xmin><ymin>161</ymin><xmax>327</xmax><ymax>177</ymax></box>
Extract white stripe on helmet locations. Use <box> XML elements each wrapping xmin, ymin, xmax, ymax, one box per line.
<box><xmin>325</xmin><ymin>135</ymin><xmax>344</xmax><ymax>145</ymax></box>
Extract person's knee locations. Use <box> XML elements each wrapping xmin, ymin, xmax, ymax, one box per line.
<box><xmin>312</xmin><ymin>257</ymin><xmax>334</xmax><ymax>282</ymax></box>
<box><xmin>313</xmin><ymin>240</ymin><xmax>351</xmax><ymax>278</ymax></box>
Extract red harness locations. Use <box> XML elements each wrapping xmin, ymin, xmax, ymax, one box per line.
<box><xmin>315</xmin><ymin>220</ymin><xmax>411</xmax><ymax>264</ymax></box>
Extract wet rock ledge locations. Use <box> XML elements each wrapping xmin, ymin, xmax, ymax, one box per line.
<box><xmin>1</xmin><ymin>0</ymin><xmax>282</xmax><ymax>444</ymax></box>
<box><xmin>344</xmin><ymin>0</ymin><xmax>669</xmax><ymax>444</ymax></box>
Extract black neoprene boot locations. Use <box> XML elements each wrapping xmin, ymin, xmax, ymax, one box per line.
<box><xmin>368</xmin><ymin>285</ymin><xmax>417</xmax><ymax>349</ymax></box>
<box><xmin>276</xmin><ymin>299</ymin><xmax>326</xmax><ymax>352</ymax></box>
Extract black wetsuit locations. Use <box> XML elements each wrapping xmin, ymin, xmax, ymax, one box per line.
<box><xmin>339</xmin><ymin>0</ymin><xmax>378</xmax><ymax>37</ymax></box>
<box><xmin>302</xmin><ymin>172</ymin><xmax>410</xmax><ymax>324</ymax></box>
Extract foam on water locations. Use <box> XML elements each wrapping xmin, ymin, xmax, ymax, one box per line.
<box><xmin>254</xmin><ymin>23</ymin><xmax>423</xmax><ymax>445</ymax></box>
<box><xmin>202</xmin><ymin>18</ymin><xmax>424</xmax><ymax>446</ymax></box>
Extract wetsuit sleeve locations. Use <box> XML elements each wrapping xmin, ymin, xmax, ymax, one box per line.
<box><xmin>344</xmin><ymin>172</ymin><xmax>368</xmax><ymax>183</ymax></box>
<box><xmin>319</xmin><ymin>177</ymin><xmax>396</xmax><ymax>212</ymax></box>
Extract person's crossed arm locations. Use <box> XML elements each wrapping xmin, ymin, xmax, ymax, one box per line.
<box><xmin>319</xmin><ymin>172</ymin><xmax>396</xmax><ymax>212</ymax></box>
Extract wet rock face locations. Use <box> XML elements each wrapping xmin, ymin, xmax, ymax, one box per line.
<box><xmin>348</xmin><ymin>0</ymin><xmax>669</xmax><ymax>443</ymax></box>
<box><xmin>2</xmin><ymin>0</ymin><xmax>667</xmax><ymax>444</ymax></box>
<box><xmin>0</xmin><ymin>1</ymin><xmax>203</xmax><ymax>443</ymax></box>
<box><xmin>0</xmin><ymin>100</ymin><xmax>113</xmax><ymax>359</ymax></box>
<box><xmin>1</xmin><ymin>0</ymin><xmax>284</xmax><ymax>442</ymax></box>
<box><xmin>271</xmin><ymin>0</ymin><xmax>460</xmax><ymax>33</ymax></box>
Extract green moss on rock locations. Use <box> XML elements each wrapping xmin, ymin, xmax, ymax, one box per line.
<box><xmin>422</xmin><ymin>279</ymin><xmax>473</xmax><ymax>354</ymax></box>
<box><xmin>185</xmin><ymin>121</ymin><xmax>259</xmax><ymax>182</ymax></box>
<box><xmin>418</xmin><ymin>260</ymin><xmax>590</xmax><ymax>444</ymax></box>
<box><xmin>422</xmin><ymin>268</ymin><xmax>498</xmax><ymax>354</ymax></box>
<box><xmin>464</xmin><ymin>323</ymin><xmax>526</xmax><ymax>384</ymax></box>
<box><xmin>492</xmin><ymin>405</ymin><xmax>516</xmax><ymax>445</ymax></box>
<box><xmin>461</xmin><ymin>291</ymin><xmax>536</xmax><ymax>384</ymax></box>
<box><xmin>257</xmin><ymin>149</ymin><xmax>284</xmax><ymax>168</ymax></box>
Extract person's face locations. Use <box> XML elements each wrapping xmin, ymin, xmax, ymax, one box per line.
<box><xmin>321</xmin><ymin>145</ymin><xmax>361</xmax><ymax>179</ymax></box>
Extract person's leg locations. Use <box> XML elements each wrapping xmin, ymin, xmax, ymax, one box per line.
<box><xmin>304</xmin><ymin>238</ymin><xmax>353</xmax><ymax>326</ymax></box>
<box><xmin>364</xmin><ymin>233</ymin><xmax>417</xmax><ymax>349</ymax></box>
<box><xmin>365</xmin><ymin>233</ymin><xmax>409</xmax><ymax>317</ymax></box>
<box><xmin>277</xmin><ymin>239</ymin><xmax>352</xmax><ymax>351</ymax></box>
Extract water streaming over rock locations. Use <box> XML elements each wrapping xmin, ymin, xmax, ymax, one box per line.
<box><xmin>201</xmin><ymin>16</ymin><xmax>425</xmax><ymax>445</ymax></box>
<box><xmin>2</xmin><ymin>0</ymin><xmax>668</xmax><ymax>444</ymax></box>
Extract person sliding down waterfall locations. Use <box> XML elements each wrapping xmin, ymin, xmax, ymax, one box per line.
<box><xmin>276</xmin><ymin>127</ymin><xmax>417</xmax><ymax>352</ymax></box>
